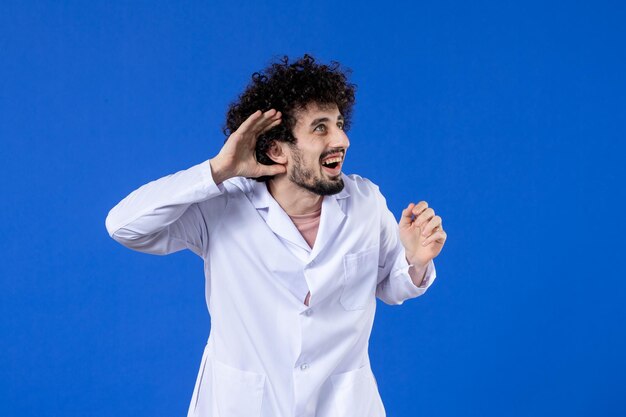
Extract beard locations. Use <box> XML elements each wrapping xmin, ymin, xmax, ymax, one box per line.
<box><xmin>288</xmin><ymin>144</ymin><xmax>344</xmax><ymax>196</ymax></box>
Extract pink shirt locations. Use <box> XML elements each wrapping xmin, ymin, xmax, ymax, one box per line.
<box><xmin>288</xmin><ymin>207</ymin><xmax>322</xmax><ymax>306</ymax></box>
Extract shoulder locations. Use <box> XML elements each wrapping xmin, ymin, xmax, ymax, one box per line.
<box><xmin>222</xmin><ymin>176</ymin><xmax>255</xmax><ymax>195</ymax></box>
<box><xmin>342</xmin><ymin>173</ymin><xmax>383</xmax><ymax>199</ymax></box>
<box><xmin>195</xmin><ymin>176</ymin><xmax>253</xmax><ymax>214</ymax></box>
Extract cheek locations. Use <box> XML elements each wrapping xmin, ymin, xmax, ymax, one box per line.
<box><xmin>301</xmin><ymin>152</ymin><xmax>320</xmax><ymax>167</ymax></box>
<box><xmin>301</xmin><ymin>157</ymin><xmax>321</xmax><ymax>175</ymax></box>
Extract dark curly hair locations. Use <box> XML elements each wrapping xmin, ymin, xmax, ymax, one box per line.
<box><xmin>222</xmin><ymin>54</ymin><xmax>357</xmax><ymax>182</ymax></box>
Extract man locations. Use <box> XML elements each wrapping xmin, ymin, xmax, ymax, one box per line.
<box><xmin>105</xmin><ymin>54</ymin><xmax>447</xmax><ymax>417</ymax></box>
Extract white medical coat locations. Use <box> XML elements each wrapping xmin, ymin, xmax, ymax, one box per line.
<box><xmin>105</xmin><ymin>159</ymin><xmax>436</xmax><ymax>417</ymax></box>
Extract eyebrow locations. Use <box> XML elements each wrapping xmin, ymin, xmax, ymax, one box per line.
<box><xmin>309</xmin><ymin>115</ymin><xmax>344</xmax><ymax>127</ymax></box>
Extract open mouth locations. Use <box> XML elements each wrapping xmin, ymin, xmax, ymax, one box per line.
<box><xmin>320</xmin><ymin>153</ymin><xmax>343</xmax><ymax>176</ymax></box>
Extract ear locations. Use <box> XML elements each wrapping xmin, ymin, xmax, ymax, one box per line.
<box><xmin>266</xmin><ymin>140</ymin><xmax>288</xmax><ymax>165</ymax></box>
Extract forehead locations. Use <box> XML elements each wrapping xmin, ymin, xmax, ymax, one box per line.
<box><xmin>293</xmin><ymin>102</ymin><xmax>341</xmax><ymax>126</ymax></box>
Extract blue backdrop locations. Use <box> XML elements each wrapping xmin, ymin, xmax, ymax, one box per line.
<box><xmin>1</xmin><ymin>1</ymin><xmax>624</xmax><ymax>416</ymax></box>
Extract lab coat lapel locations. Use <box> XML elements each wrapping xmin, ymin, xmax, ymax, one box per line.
<box><xmin>251</xmin><ymin>180</ymin><xmax>311</xmax><ymax>252</ymax></box>
<box><xmin>250</xmin><ymin>179</ymin><xmax>351</xmax><ymax>258</ymax></box>
<box><xmin>309</xmin><ymin>187</ymin><xmax>350</xmax><ymax>263</ymax></box>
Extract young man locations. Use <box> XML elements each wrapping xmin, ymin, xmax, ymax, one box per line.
<box><xmin>105</xmin><ymin>54</ymin><xmax>447</xmax><ymax>417</ymax></box>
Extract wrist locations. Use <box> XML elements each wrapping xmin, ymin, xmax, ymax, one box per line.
<box><xmin>406</xmin><ymin>259</ymin><xmax>429</xmax><ymax>287</ymax></box>
<box><xmin>405</xmin><ymin>256</ymin><xmax>428</xmax><ymax>271</ymax></box>
<box><xmin>209</xmin><ymin>155</ymin><xmax>233</xmax><ymax>185</ymax></box>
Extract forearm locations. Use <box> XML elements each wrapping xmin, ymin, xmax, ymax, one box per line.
<box><xmin>105</xmin><ymin>158</ymin><xmax>222</xmax><ymax>239</ymax></box>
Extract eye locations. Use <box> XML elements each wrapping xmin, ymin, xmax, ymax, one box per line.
<box><xmin>337</xmin><ymin>121</ymin><xmax>344</xmax><ymax>130</ymax></box>
<box><xmin>314</xmin><ymin>124</ymin><xmax>326</xmax><ymax>132</ymax></box>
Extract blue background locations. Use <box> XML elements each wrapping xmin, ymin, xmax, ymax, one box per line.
<box><xmin>1</xmin><ymin>1</ymin><xmax>624</xmax><ymax>416</ymax></box>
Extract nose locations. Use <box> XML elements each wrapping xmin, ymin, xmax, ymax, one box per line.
<box><xmin>330</xmin><ymin>129</ymin><xmax>350</xmax><ymax>151</ymax></box>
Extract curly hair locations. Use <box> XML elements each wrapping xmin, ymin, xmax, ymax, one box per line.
<box><xmin>222</xmin><ymin>54</ymin><xmax>357</xmax><ymax>182</ymax></box>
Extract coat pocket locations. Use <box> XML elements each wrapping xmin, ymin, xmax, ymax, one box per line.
<box><xmin>340</xmin><ymin>246</ymin><xmax>379</xmax><ymax>310</ymax></box>
<box><xmin>329</xmin><ymin>365</ymin><xmax>386</xmax><ymax>417</ymax></box>
<box><xmin>212</xmin><ymin>358</ymin><xmax>266</xmax><ymax>417</ymax></box>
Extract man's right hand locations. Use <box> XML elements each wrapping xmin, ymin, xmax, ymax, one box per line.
<box><xmin>209</xmin><ymin>109</ymin><xmax>286</xmax><ymax>184</ymax></box>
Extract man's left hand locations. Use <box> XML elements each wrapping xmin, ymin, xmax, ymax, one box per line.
<box><xmin>399</xmin><ymin>201</ymin><xmax>447</xmax><ymax>268</ymax></box>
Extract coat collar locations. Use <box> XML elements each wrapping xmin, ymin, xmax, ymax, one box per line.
<box><xmin>250</xmin><ymin>177</ymin><xmax>350</xmax><ymax>259</ymax></box>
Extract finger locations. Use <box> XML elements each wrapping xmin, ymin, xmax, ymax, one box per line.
<box><xmin>253</xmin><ymin>109</ymin><xmax>281</xmax><ymax>132</ymax></box>
<box><xmin>250</xmin><ymin>115</ymin><xmax>283</xmax><ymax>139</ymax></box>
<box><xmin>260</xmin><ymin>163</ymin><xmax>287</xmax><ymax>177</ymax></box>
<box><xmin>237</xmin><ymin>109</ymin><xmax>278</xmax><ymax>137</ymax></box>
<box><xmin>236</xmin><ymin>110</ymin><xmax>264</xmax><ymax>135</ymax></box>
<box><xmin>260</xmin><ymin>116</ymin><xmax>282</xmax><ymax>134</ymax></box>
<box><xmin>421</xmin><ymin>215</ymin><xmax>442</xmax><ymax>237</ymax></box>
<box><xmin>421</xmin><ymin>230</ymin><xmax>447</xmax><ymax>246</ymax></box>
<box><xmin>411</xmin><ymin>201</ymin><xmax>428</xmax><ymax>217</ymax></box>
<box><xmin>399</xmin><ymin>203</ymin><xmax>416</xmax><ymax>228</ymax></box>
<box><xmin>415</xmin><ymin>207</ymin><xmax>435</xmax><ymax>229</ymax></box>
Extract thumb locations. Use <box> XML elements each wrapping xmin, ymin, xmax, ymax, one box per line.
<box><xmin>262</xmin><ymin>163</ymin><xmax>287</xmax><ymax>177</ymax></box>
<box><xmin>399</xmin><ymin>203</ymin><xmax>415</xmax><ymax>228</ymax></box>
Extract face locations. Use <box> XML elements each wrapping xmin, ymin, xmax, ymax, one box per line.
<box><xmin>287</xmin><ymin>102</ymin><xmax>350</xmax><ymax>196</ymax></box>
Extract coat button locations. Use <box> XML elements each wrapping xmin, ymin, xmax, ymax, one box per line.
<box><xmin>300</xmin><ymin>363</ymin><xmax>309</xmax><ymax>371</ymax></box>
<box><xmin>304</xmin><ymin>309</ymin><xmax>312</xmax><ymax>316</ymax></box>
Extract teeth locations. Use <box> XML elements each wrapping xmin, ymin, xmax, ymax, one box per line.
<box><xmin>322</xmin><ymin>157</ymin><xmax>342</xmax><ymax>165</ymax></box>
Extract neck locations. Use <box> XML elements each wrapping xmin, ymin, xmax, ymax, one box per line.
<box><xmin>266</xmin><ymin>177</ymin><xmax>323</xmax><ymax>216</ymax></box>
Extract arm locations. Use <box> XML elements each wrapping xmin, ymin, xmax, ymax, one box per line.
<box><xmin>105</xmin><ymin>159</ymin><xmax>226</xmax><ymax>257</ymax></box>
<box><xmin>374</xmin><ymin>184</ymin><xmax>437</xmax><ymax>305</ymax></box>
<box><xmin>376</xmin><ymin>190</ymin><xmax>436</xmax><ymax>305</ymax></box>
<box><xmin>105</xmin><ymin>109</ymin><xmax>286</xmax><ymax>257</ymax></box>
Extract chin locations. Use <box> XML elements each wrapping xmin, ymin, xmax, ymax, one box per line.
<box><xmin>312</xmin><ymin>177</ymin><xmax>345</xmax><ymax>196</ymax></box>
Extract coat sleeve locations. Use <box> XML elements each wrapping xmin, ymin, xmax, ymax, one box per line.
<box><xmin>371</xmin><ymin>182</ymin><xmax>437</xmax><ymax>305</ymax></box>
<box><xmin>105</xmin><ymin>159</ymin><xmax>228</xmax><ymax>257</ymax></box>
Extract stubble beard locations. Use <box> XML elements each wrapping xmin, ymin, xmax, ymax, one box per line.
<box><xmin>288</xmin><ymin>144</ymin><xmax>344</xmax><ymax>196</ymax></box>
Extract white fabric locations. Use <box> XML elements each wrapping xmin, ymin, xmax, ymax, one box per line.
<box><xmin>105</xmin><ymin>159</ymin><xmax>436</xmax><ymax>417</ymax></box>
